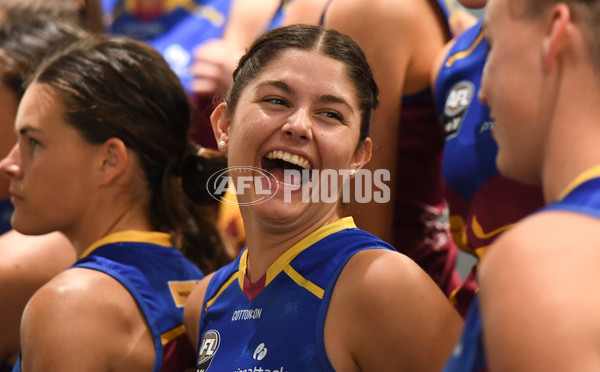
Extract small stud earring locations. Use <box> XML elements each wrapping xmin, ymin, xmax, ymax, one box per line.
<box><xmin>350</xmin><ymin>169</ymin><xmax>356</xmax><ymax>176</ymax></box>
<box><xmin>218</xmin><ymin>140</ymin><xmax>227</xmax><ymax>149</ymax></box>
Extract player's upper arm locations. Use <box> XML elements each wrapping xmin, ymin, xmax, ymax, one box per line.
<box><xmin>479</xmin><ymin>211</ymin><xmax>600</xmax><ymax>371</ymax></box>
<box><xmin>327</xmin><ymin>249</ymin><xmax>462</xmax><ymax>371</ymax></box>
<box><xmin>184</xmin><ymin>273</ymin><xmax>214</xmax><ymax>352</ymax></box>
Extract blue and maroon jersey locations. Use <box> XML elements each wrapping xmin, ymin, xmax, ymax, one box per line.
<box><xmin>195</xmin><ymin>218</ymin><xmax>394</xmax><ymax>371</ymax></box>
<box><xmin>391</xmin><ymin>0</ymin><xmax>461</xmax><ymax>297</ymax></box>
<box><xmin>433</xmin><ymin>18</ymin><xmax>544</xmax><ymax>316</ymax></box>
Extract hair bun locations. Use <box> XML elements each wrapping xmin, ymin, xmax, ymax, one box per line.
<box><xmin>181</xmin><ymin>150</ymin><xmax>228</xmax><ymax>206</ymax></box>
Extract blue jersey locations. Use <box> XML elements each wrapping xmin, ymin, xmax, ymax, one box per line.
<box><xmin>0</xmin><ymin>197</ymin><xmax>13</xmax><ymax>235</ymax></box>
<box><xmin>194</xmin><ymin>217</ymin><xmax>395</xmax><ymax>372</ymax></box>
<box><xmin>12</xmin><ymin>231</ymin><xmax>203</xmax><ymax>372</ymax></box>
<box><xmin>444</xmin><ymin>173</ymin><xmax>600</xmax><ymax>372</ymax></box>
<box><xmin>103</xmin><ymin>0</ymin><xmax>233</xmax><ymax>94</ymax></box>
<box><xmin>443</xmin><ymin>294</ymin><xmax>487</xmax><ymax>372</ymax></box>
<box><xmin>433</xmin><ymin>18</ymin><xmax>543</xmax><ymax>316</ymax></box>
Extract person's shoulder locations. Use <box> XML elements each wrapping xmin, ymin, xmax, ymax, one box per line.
<box><xmin>478</xmin><ymin>210</ymin><xmax>600</xmax><ymax>370</ymax></box>
<box><xmin>26</xmin><ymin>267</ymin><xmax>141</xmax><ymax>326</ymax></box>
<box><xmin>20</xmin><ymin>267</ymin><xmax>154</xmax><ymax>370</ymax></box>
<box><xmin>325</xmin><ymin>0</ymin><xmax>423</xmax><ymax>29</ymax></box>
<box><xmin>339</xmin><ymin>248</ymin><xmax>443</xmax><ymax>301</ymax></box>
<box><xmin>480</xmin><ymin>209</ymin><xmax>600</xmax><ymax>288</ymax></box>
<box><xmin>327</xmin><ymin>248</ymin><xmax>462</xmax><ymax>371</ymax></box>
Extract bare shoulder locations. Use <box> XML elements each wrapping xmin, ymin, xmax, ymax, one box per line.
<box><xmin>479</xmin><ymin>211</ymin><xmax>600</xmax><ymax>371</ymax></box>
<box><xmin>325</xmin><ymin>0</ymin><xmax>424</xmax><ymax>42</ymax></box>
<box><xmin>0</xmin><ymin>231</ymin><xmax>75</xmax><ymax>364</ymax></box>
<box><xmin>480</xmin><ymin>210</ymin><xmax>600</xmax><ymax>282</ymax></box>
<box><xmin>0</xmin><ymin>231</ymin><xmax>74</xmax><ymax>279</ymax></box>
<box><xmin>21</xmin><ymin>268</ymin><xmax>154</xmax><ymax>371</ymax></box>
<box><xmin>184</xmin><ymin>272</ymin><xmax>215</xmax><ymax>351</ymax></box>
<box><xmin>325</xmin><ymin>249</ymin><xmax>462</xmax><ymax>371</ymax></box>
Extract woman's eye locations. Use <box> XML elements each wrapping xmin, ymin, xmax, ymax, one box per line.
<box><xmin>265</xmin><ymin>97</ymin><xmax>287</xmax><ymax>106</ymax></box>
<box><xmin>320</xmin><ymin>111</ymin><xmax>343</xmax><ymax>122</ymax></box>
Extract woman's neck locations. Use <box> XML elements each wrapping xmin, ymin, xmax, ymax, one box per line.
<box><xmin>242</xmin><ymin>209</ymin><xmax>340</xmax><ymax>283</ymax></box>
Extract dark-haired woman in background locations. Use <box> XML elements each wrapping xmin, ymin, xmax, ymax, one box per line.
<box><xmin>1</xmin><ymin>36</ymin><xmax>228</xmax><ymax>372</ymax></box>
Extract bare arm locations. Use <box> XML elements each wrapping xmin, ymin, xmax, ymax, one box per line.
<box><xmin>20</xmin><ymin>268</ymin><xmax>154</xmax><ymax>372</ymax></box>
<box><xmin>281</xmin><ymin>0</ymin><xmax>329</xmax><ymax>26</ymax></box>
<box><xmin>326</xmin><ymin>249</ymin><xmax>462</xmax><ymax>371</ymax></box>
<box><xmin>0</xmin><ymin>231</ymin><xmax>74</xmax><ymax>366</ymax></box>
<box><xmin>325</xmin><ymin>0</ymin><xmax>448</xmax><ymax>242</ymax></box>
<box><xmin>184</xmin><ymin>273</ymin><xmax>214</xmax><ymax>351</ymax></box>
<box><xmin>479</xmin><ymin>212</ymin><xmax>600</xmax><ymax>371</ymax></box>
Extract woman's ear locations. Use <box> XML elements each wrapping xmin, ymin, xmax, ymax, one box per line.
<box><xmin>210</xmin><ymin>102</ymin><xmax>231</xmax><ymax>153</ymax></box>
<box><xmin>350</xmin><ymin>137</ymin><xmax>373</xmax><ymax>172</ymax></box>
<box><xmin>99</xmin><ymin>137</ymin><xmax>128</xmax><ymax>186</ymax></box>
<box><xmin>542</xmin><ymin>3</ymin><xmax>571</xmax><ymax>74</ymax></box>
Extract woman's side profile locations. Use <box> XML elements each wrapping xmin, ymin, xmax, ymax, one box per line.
<box><xmin>1</xmin><ymin>36</ymin><xmax>228</xmax><ymax>372</ymax></box>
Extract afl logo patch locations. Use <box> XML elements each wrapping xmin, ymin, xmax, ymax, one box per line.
<box><xmin>444</xmin><ymin>81</ymin><xmax>475</xmax><ymax>117</ymax></box>
<box><xmin>196</xmin><ymin>330</ymin><xmax>220</xmax><ymax>372</ymax></box>
<box><xmin>442</xmin><ymin>81</ymin><xmax>475</xmax><ymax>139</ymax></box>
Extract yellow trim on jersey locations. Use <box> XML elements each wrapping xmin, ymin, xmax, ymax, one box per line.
<box><xmin>471</xmin><ymin>215</ymin><xmax>513</xmax><ymax>240</ymax></box>
<box><xmin>283</xmin><ymin>266</ymin><xmax>325</xmax><ymax>299</ymax></box>
<box><xmin>80</xmin><ymin>231</ymin><xmax>172</xmax><ymax>259</ymax></box>
<box><xmin>237</xmin><ymin>217</ymin><xmax>356</xmax><ymax>290</ymax></box>
<box><xmin>161</xmin><ymin>324</ymin><xmax>186</xmax><ymax>345</ymax></box>
<box><xmin>205</xmin><ymin>272</ymin><xmax>239</xmax><ymax>311</ymax></box>
<box><xmin>208</xmin><ymin>218</ymin><xmax>355</xmax><ymax>309</ymax></box>
<box><xmin>238</xmin><ymin>249</ymin><xmax>249</xmax><ymax>290</ymax></box>
<box><xmin>444</xmin><ymin>29</ymin><xmax>484</xmax><ymax>68</ymax></box>
<box><xmin>557</xmin><ymin>165</ymin><xmax>600</xmax><ymax>201</ymax></box>
<box><xmin>125</xmin><ymin>0</ymin><xmax>191</xmax><ymax>12</ymax></box>
<box><xmin>265</xmin><ymin>217</ymin><xmax>356</xmax><ymax>286</ymax></box>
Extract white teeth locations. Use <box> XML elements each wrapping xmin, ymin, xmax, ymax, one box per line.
<box><xmin>265</xmin><ymin>150</ymin><xmax>311</xmax><ymax>169</ymax></box>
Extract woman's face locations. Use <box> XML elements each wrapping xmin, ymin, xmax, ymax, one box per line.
<box><xmin>479</xmin><ymin>0</ymin><xmax>548</xmax><ymax>184</ymax></box>
<box><xmin>214</xmin><ymin>49</ymin><xmax>371</xmax><ymax>226</ymax></box>
<box><xmin>0</xmin><ymin>82</ymin><xmax>103</xmax><ymax>236</ymax></box>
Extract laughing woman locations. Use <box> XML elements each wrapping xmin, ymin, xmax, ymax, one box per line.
<box><xmin>0</xmin><ymin>37</ymin><xmax>228</xmax><ymax>371</ymax></box>
<box><xmin>184</xmin><ymin>24</ymin><xmax>462</xmax><ymax>372</ymax></box>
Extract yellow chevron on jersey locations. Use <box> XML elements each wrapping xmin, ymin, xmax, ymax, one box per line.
<box><xmin>471</xmin><ymin>215</ymin><xmax>513</xmax><ymax>240</ymax></box>
<box><xmin>80</xmin><ymin>230</ymin><xmax>172</xmax><ymax>259</ymax></box>
<box><xmin>237</xmin><ymin>217</ymin><xmax>357</xmax><ymax>291</ymax></box>
<box><xmin>445</xmin><ymin>28</ymin><xmax>484</xmax><ymax>68</ymax></box>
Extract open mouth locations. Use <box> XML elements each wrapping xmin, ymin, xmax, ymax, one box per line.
<box><xmin>261</xmin><ymin>150</ymin><xmax>312</xmax><ymax>187</ymax></box>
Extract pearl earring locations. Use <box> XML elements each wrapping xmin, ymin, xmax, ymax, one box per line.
<box><xmin>350</xmin><ymin>169</ymin><xmax>356</xmax><ymax>176</ymax></box>
<box><xmin>218</xmin><ymin>140</ymin><xmax>227</xmax><ymax>149</ymax></box>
